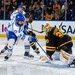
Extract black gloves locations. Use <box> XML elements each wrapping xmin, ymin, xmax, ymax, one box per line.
<box><xmin>27</xmin><ymin>31</ymin><xmax>36</xmax><ymax>37</ymax></box>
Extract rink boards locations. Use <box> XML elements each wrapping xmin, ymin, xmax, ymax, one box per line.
<box><xmin>0</xmin><ymin>20</ymin><xmax>75</xmax><ymax>40</ymax></box>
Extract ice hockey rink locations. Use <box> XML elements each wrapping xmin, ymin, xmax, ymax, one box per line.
<box><xmin>0</xmin><ymin>38</ymin><xmax>75</xmax><ymax>75</ymax></box>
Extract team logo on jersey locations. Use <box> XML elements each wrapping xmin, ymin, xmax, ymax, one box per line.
<box><xmin>45</xmin><ymin>39</ymin><xmax>49</xmax><ymax>43</ymax></box>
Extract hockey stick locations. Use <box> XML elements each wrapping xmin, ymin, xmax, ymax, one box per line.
<box><xmin>36</xmin><ymin>41</ymin><xmax>51</xmax><ymax>62</ymax></box>
<box><xmin>29</xmin><ymin>22</ymin><xmax>63</xmax><ymax>33</ymax></box>
<box><xmin>30</xmin><ymin>23</ymin><xmax>33</xmax><ymax>31</ymax></box>
<box><xmin>59</xmin><ymin>22</ymin><xmax>63</xmax><ymax>29</ymax></box>
<box><xmin>28</xmin><ymin>27</ymin><xmax>44</xmax><ymax>33</ymax></box>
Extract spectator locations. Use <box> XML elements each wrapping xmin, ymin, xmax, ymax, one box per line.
<box><xmin>68</xmin><ymin>0</ymin><xmax>74</xmax><ymax>20</ymax></box>
<box><xmin>44</xmin><ymin>11</ymin><xmax>53</xmax><ymax>20</ymax></box>
<box><xmin>43</xmin><ymin>5</ymin><xmax>47</xmax><ymax>16</ymax></box>
<box><xmin>47</xmin><ymin>1</ymin><xmax>53</xmax><ymax>15</ymax></box>
<box><xmin>0</xmin><ymin>0</ymin><xmax>4</xmax><ymax>8</ymax></box>
<box><xmin>53</xmin><ymin>0</ymin><xmax>61</xmax><ymax>11</ymax></box>
<box><xmin>61</xmin><ymin>1</ymin><xmax>68</xmax><ymax>20</ymax></box>
<box><xmin>20</xmin><ymin>2</ymin><xmax>26</xmax><ymax>11</ymax></box>
<box><xmin>0</xmin><ymin>7</ymin><xmax>4</xmax><ymax>19</ymax></box>
<box><xmin>28</xmin><ymin>5</ymin><xmax>34</xmax><ymax>19</ymax></box>
<box><xmin>5</xmin><ymin>1</ymin><xmax>13</xmax><ymax>19</ymax></box>
<box><xmin>12</xmin><ymin>1</ymin><xmax>18</xmax><ymax>10</ymax></box>
<box><xmin>0</xmin><ymin>0</ymin><xmax>75</xmax><ymax>20</ymax></box>
<box><xmin>33</xmin><ymin>2</ymin><xmax>42</xmax><ymax>20</ymax></box>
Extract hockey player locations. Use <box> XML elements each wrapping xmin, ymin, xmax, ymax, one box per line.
<box><xmin>43</xmin><ymin>23</ymin><xmax>75</xmax><ymax>65</ymax></box>
<box><xmin>0</xmin><ymin>5</ymin><xmax>25</xmax><ymax>54</ymax></box>
<box><xmin>0</xmin><ymin>5</ymin><xmax>40</xmax><ymax>55</ymax></box>
<box><xmin>10</xmin><ymin>5</ymin><xmax>25</xmax><ymax>21</ymax></box>
<box><xmin>4</xmin><ymin>13</ymin><xmax>38</xmax><ymax>60</ymax></box>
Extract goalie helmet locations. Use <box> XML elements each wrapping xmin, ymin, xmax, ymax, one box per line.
<box><xmin>43</xmin><ymin>23</ymin><xmax>51</xmax><ymax>31</ymax></box>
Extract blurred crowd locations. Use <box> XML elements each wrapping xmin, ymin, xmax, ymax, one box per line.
<box><xmin>0</xmin><ymin>0</ymin><xmax>75</xmax><ymax>20</ymax></box>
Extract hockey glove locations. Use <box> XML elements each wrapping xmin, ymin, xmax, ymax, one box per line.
<box><xmin>24</xmin><ymin>25</ymin><xmax>28</xmax><ymax>30</ymax></box>
<box><xmin>27</xmin><ymin>31</ymin><xmax>36</xmax><ymax>37</ymax></box>
<box><xmin>28</xmin><ymin>36</ymin><xmax>37</xmax><ymax>42</ymax></box>
<box><xmin>23</xmin><ymin>30</ymin><xmax>28</xmax><ymax>35</ymax></box>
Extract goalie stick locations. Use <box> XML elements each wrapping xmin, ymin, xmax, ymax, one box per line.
<box><xmin>36</xmin><ymin>41</ymin><xmax>51</xmax><ymax>62</ymax></box>
<box><xmin>30</xmin><ymin>23</ymin><xmax>33</xmax><ymax>31</ymax></box>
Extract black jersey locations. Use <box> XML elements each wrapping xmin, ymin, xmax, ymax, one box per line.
<box><xmin>44</xmin><ymin>25</ymin><xmax>73</xmax><ymax>57</ymax></box>
<box><xmin>45</xmin><ymin>27</ymin><xmax>73</xmax><ymax>51</ymax></box>
<box><xmin>45</xmin><ymin>27</ymin><xmax>57</xmax><ymax>51</ymax></box>
<box><xmin>57</xmin><ymin>34</ymin><xmax>73</xmax><ymax>49</ymax></box>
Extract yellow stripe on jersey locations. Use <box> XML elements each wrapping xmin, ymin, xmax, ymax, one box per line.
<box><xmin>46</xmin><ymin>46</ymin><xmax>56</xmax><ymax>49</ymax></box>
<box><xmin>46</xmin><ymin>46</ymin><xmax>56</xmax><ymax>51</ymax></box>
<box><xmin>46</xmin><ymin>49</ymin><xmax>56</xmax><ymax>51</ymax></box>
<box><xmin>58</xmin><ymin>40</ymin><xmax>72</xmax><ymax>48</ymax></box>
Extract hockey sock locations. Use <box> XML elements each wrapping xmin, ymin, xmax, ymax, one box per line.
<box><xmin>30</xmin><ymin>42</ymin><xmax>40</xmax><ymax>54</ymax></box>
<box><xmin>4</xmin><ymin>44</ymin><xmax>8</xmax><ymax>50</ymax></box>
<box><xmin>30</xmin><ymin>42</ymin><xmax>36</xmax><ymax>50</ymax></box>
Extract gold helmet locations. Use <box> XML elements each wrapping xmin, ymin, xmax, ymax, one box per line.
<box><xmin>43</xmin><ymin>23</ymin><xmax>51</xmax><ymax>31</ymax></box>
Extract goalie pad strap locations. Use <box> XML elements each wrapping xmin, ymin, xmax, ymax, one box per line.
<box><xmin>60</xmin><ymin>49</ymin><xmax>69</xmax><ymax>60</ymax></box>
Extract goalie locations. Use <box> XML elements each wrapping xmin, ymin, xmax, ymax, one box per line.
<box><xmin>43</xmin><ymin>23</ymin><xmax>75</xmax><ymax>65</ymax></box>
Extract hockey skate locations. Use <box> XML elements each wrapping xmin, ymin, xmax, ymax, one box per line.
<box><xmin>4</xmin><ymin>51</ymin><xmax>12</xmax><ymax>60</ymax></box>
<box><xmin>68</xmin><ymin>56</ymin><xmax>75</xmax><ymax>67</ymax></box>
<box><xmin>24</xmin><ymin>52</ymin><xmax>34</xmax><ymax>59</ymax></box>
<box><xmin>34</xmin><ymin>48</ymin><xmax>40</xmax><ymax>54</ymax></box>
<box><xmin>0</xmin><ymin>46</ymin><xmax>8</xmax><ymax>54</ymax></box>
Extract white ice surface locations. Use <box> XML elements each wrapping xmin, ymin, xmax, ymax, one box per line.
<box><xmin>0</xmin><ymin>38</ymin><xmax>75</xmax><ymax>75</ymax></box>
